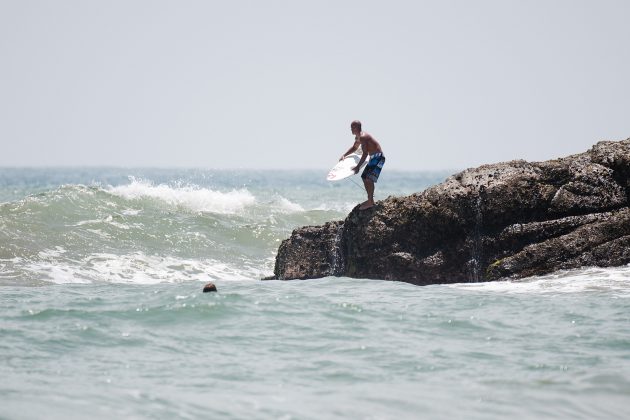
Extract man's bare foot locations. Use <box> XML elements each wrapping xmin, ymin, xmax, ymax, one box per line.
<box><xmin>359</xmin><ymin>201</ymin><xmax>375</xmax><ymax>210</ymax></box>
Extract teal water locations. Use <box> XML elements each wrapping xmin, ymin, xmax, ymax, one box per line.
<box><xmin>1</xmin><ymin>168</ymin><xmax>630</xmax><ymax>419</ymax></box>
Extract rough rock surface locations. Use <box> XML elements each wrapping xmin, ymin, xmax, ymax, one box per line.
<box><xmin>272</xmin><ymin>138</ymin><xmax>630</xmax><ymax>285</ymax></box>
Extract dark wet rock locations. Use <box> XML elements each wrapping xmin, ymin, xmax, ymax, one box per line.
<box><xmin>273</xmin><ymin>221</ymin><xmax>344</xmax><ymax>280</ymax></box>
<box><xmin>202</xmin><ymin>282</ymin><xmax>217</xmax><ymax>293</ymax></box>
<box><xmin>272</xmin><ymin>138</ymin><xmax>630</xmax><ymax>285</ymax></box>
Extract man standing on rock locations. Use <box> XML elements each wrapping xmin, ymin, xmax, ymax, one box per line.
<box><xmin>339</xmin><ymin>120</ymin><xmax>386</xmax><ymax>210</ymax></box>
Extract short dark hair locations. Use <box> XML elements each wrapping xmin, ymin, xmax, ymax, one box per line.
<box><xmin>351</xmin><ymin>120</ymin><xmax>362</xmax><ymax>130</ymax></box>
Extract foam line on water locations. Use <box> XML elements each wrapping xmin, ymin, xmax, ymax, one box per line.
<box><xmin>449</xmin><ymin>265</ymin><xmax>630</xmax><ymax>296</ymax></box>
<box><xmin>312</xmin><ymin>202</ymin><xmax>358</xmax><ymax>212</ymax></box>
<box><xmin>12</xmin><ymin>251</ymin><xmax>267</xmax><ymax>285</ymax></box>
<box><xmin>273</xmin><ymin>196</ymin><xmax>304</xmax><ymax>213</ymax></box>
<box><xmin>107</xmin><ymin>178</ymin><xmax>256</xmax><ymax>214</ymax></box>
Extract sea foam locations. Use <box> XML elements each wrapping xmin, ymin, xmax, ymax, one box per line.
<box><xmin>107</xmin><ymin>178</ymin><xmax>256</xmax><ymax>214</ymax></box>
<box><xmin>18</xmin><ymin>251</ymin><xmax>266</xmax><ymax>285</ymax></box>
<box><xmin>449</xmin><ymin>265</ymin><xmax>630</xmax><ymax>297</ymax></box>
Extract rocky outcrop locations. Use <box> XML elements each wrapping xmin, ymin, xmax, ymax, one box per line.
<box><xmin>273</xmin><ymin>221</ymin><xmax>345</xmax><ymax>279</ymax></box>
<box><xmin>272</xmin><ymin>138</ymin><xmax>630</xmax><ymax>285</ymax></box>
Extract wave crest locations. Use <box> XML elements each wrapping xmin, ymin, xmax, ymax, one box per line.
<box><xmin>107</xmin><ymin>178</ymin><xmax>256</xmax><ymax>214</ymax></box>
<box><xmin>3</xmin><ymin>251</ymin><xmax>268</xmax><ymax>285</ymax></box>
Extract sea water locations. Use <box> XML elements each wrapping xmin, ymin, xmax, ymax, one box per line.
<box><xmin>1</xmin><ymin>168</ymin><xmax>629</xmax><ymax>419</ymax></box>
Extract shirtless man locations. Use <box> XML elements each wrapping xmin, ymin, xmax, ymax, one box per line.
<box><xmin>339</xmin><ymin>120</ymin><xmax>386</xmax><ymax>210</ymax></box>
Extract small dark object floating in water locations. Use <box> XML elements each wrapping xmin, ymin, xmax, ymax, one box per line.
<box><xmin>202</xmin><ymin>282</ymin><xmax>217</xmax><ymax>293</ymax></box>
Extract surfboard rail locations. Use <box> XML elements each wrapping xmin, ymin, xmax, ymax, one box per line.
<box><xmin>326</xmin><ymin>154</ymin><xmax>365</xmax><ymax>181</ymax></box>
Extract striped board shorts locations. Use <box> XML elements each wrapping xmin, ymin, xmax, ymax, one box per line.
<box><xmin>361</xmin><ymin>152</ymin><xmax>386</xmax><ymax>183</ymax></box>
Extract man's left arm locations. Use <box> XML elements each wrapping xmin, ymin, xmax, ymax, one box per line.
<box><xmin>352</xmin><ymin>149</ymin><xmax>368</xmax><ymax>174</ymax></box>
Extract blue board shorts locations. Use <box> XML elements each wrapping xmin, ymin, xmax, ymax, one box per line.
<box><xmin>361</xmin><ymin>152</ymin><xmax>386</xmax><ymax>183</ymax></box>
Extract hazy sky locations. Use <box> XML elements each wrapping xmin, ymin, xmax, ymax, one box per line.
<box><xmin>1</xmin><ymin>0</ymin><xmax>628</xmax><ymax>170</ymax></box>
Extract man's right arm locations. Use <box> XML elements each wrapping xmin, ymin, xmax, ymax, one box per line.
<box><xmin>339</xmin><ymin>141</ymin><xmax>360</xmax><ymax>161</ymax></box>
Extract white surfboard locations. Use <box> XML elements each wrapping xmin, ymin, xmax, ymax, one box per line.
<box><xmin>327</xmin><ymin>154</ymin><xmax>365</xmax><ymax>181</ymax></box>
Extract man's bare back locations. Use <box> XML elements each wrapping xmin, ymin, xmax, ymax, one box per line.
<box><xmin>354</xmin><ymin>132</ymin><xmax>383</xmax><ymax>156</ymax></box>
<box><xmin>339</xmin><ymin>131</ymin><xmax>383</xmax><ymax>165</ymax></box>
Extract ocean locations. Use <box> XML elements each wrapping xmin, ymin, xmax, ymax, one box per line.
<box><xmin>1</xmin><ymin>168</ymin><xmax>629</xmax><ymax>419</ymax></box>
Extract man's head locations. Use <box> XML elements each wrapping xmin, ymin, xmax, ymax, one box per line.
<box><xmin>351</xmin><ymin>120</ymin><xmax>362</xmax><ymax>135</ymax></box>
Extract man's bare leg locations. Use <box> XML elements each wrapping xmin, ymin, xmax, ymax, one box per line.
<box><xmin>360</xmin><ymin>178</ymin><xmax>375</xmax><ymax>210</ymax></box>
